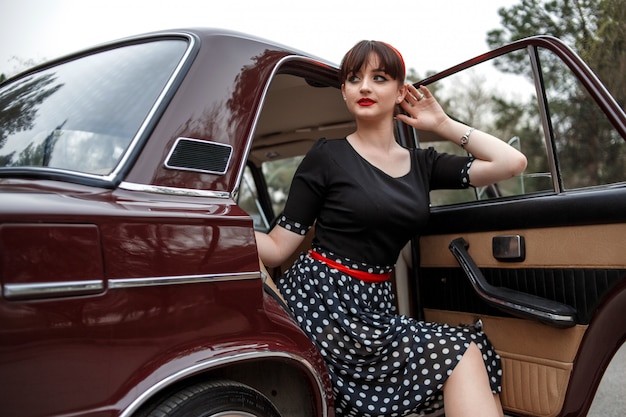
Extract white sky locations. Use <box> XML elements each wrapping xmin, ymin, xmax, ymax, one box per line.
<box><xmin>1</xmin><ymin>0</ymin><xmax>519</xmax><ymax>78</ymax></box>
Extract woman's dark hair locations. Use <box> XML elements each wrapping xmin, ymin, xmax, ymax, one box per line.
<box><xmin>338</xmin><ymin>40</ymin><xmax>406</xmax><ymax>84</ymax></box>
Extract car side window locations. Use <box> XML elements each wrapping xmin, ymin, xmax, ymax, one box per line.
<box><xmin>238</xmin><ymin>156</ymin><xmax>304</xmax><ymax>232</ymax></box>
<box><xmin>0</xmin><ymin>40</ymin><xmax>188</xmax><ymax>176</ymax></box>
<box><xmin>262</xmin><ymin>156</ymin><xmax>304</xmax><ymax>217</ymax></box>
<box><xmin>424</xmin><ymin>54</ymin><xmax>552</xmax><ymax>207</ymax></box>
<box><xmin>238</xmin><ymin>166</ymin><xmax>270</xmax><ymax>231</ymax></box>
<box><xmin>538</xmin><ymin>47</ymin><xmax>626</xmax><ymax>190</ymax></box>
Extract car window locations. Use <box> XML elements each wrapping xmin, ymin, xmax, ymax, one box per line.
<box><xmin>262</xmin><ymin>155</ymin><xmax>304</xmax><ymax>217</ymax></box>
<box><xmin>538</xmin><ymin>47</ymin><xmax>626</xmax><ymax>190</ymax></box>
<box><xmin>0</xmin><ymin>40</ymin><xmax>188</xmax><ymax>176</ymax></box>
<box><xmin>238</xmin><ymin>165</ymin><xmax>270</xmax><ymax>231</ymax></box>
<box><xmin>423</xmin><ymin>54</ymin><xmax>551</xmax><ymax>207</ymax></box>
<box><xmin>238</xmin><ymin>156</ymin><xmax>304</xmax><ymax>232</ymax></box>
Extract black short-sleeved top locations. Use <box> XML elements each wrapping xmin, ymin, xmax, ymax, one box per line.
<box><xmin>281</xmin><ymin>138</ymin><xmax>472</xmax><ymax>266</ymax></box>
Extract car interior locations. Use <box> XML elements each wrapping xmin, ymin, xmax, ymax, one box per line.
<box><xmin>241</xmin><ymin>59</ymin><xmax>531</xmax><ymax>414</ymax></box>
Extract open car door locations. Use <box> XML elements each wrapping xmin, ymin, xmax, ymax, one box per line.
<box><xmin>408</xmin><ymin>36</ymin><xmax>626</xmax><ymax>417</ymax></box>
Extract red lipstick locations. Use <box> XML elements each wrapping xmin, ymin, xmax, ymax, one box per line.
<box><xmin>358</xmin><ymin>98</ymin><xmax>375</xmax><ymax>106</ymax></box>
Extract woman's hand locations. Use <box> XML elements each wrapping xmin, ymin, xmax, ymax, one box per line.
<box><xmin>396</xmin><ymin>84</ymin><xmax>528</xmax><ymax>187</ymax></box>
<box><xmin>395</xmin><ymin>85</ymin><xmax>449</xmax><ymax>132</ymax></box>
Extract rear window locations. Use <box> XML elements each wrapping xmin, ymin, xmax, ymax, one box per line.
<box><xmin>0</xmin><ymin>39</ymin><xmax>188</xmax><ymax>176</ymax></box>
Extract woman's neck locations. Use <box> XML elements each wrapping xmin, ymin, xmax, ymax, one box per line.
<box><xmin>350</xmin><ymin>122</ymin><xmax>397</xmax><ymax>152</ymax></box>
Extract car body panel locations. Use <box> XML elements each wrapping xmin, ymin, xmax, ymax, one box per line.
<box><xmin>0</xmin><ymin>28</ymin><xmax>334</xmax><ymax>417</ymax></box>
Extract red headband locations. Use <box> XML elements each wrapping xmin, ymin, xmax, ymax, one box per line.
<box><xmin>382</xmin><ymin>42</ymin><xmax>406</xmax><ymax>79</ymax></box>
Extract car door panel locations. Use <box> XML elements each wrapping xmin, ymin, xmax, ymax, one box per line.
<box><xmin>424</xmin><ymin>309</ymin><xmax>584</xmax><ymax>417</ymax></box>
<box><xmin>408</xmin><ymin>36</ymin><xmax>626</xmax><ymax>416</ymax></box>
<box><xmin>417</xmin><ymin>211</ymin><xmax>626</xmax><ymax>417</ymax></box>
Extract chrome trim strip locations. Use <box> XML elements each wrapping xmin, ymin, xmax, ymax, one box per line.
<box><xmin>3</xmin><ymin>280</ymin><xmax>104</xmax><ymax>299</ymax></box>
<box><xmin>107</xmin><ymin>34</ymin><xmax>198</xmax><ymax>181</ymax></box>
<box><xmin>117</xmin><ymin>181</ymin><xmax>230</xmax><ymax>198</ymax></box>
<box><xmin>120</xmin><ymin>351</ymin><xmax>328</xmax><ymax>417</ymax></box>
<box><xmin>109</xmin><ymin>271</ymin><xmax>259</xmax><ymax>289</ymax></box>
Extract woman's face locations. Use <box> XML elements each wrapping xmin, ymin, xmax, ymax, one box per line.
<box><xmin>341</xmin><ymin>53</ymin><xmax>406</xmax><ymax>121</ymax></box>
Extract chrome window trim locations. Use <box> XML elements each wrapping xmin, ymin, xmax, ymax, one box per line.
<box><xmin>232</xmin><ymin>55</ymin><xmax>338</xmax><ymax>199</ymax></box>
<box><xmin>118</xmin><ymin>181</ymin><xmax>231</xmax><ymax>198</ymax></box>
<box><xmin>3</xmin><ymin>280</ymin><xmax>104</xmax><ymax>299</ymax></box>
<box><xmin>106</xmin><ymin>34</ymin><xmax>198</xmax><ymax>181</ymax></box>
<box><xmin>109</xmin><ymin>271</ymin><xmax>259</xmax><ymax>289</ymax></box>
<box><xmin>120</xmin><ymin>350</ymin><xmax>328</xmax><ymax>417</ymax></box>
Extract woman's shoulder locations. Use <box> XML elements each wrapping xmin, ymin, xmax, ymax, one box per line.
<box><xmin>313</xmin><ymin>137</ymin><xmax>348</xmax><ymax>149</ymax></box>
<box><xmin>306</xmin><ymin>137</ymin><xmax>349</xmax><ymax>158</ymax></box>
<box><xmin>410</xmin><ymin>146</ymin><xmax>439</xmax><ymax>164</ymax></box>
<box><xmin>411</xmin><ymin>146</ymin><xmax>437</xmax><ymax>156</ymax></box>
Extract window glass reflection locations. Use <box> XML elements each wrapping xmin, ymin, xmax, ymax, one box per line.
<box><xmin>0</xmin><ymin>40</ymin><xmax>187</xmax><ymax>175</ymax></box>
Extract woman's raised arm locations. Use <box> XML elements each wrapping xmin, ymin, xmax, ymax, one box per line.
<box><xmin>397</xmin><ymin>85</ymin><xmax>527</xmax><ymax>187</ymax></box>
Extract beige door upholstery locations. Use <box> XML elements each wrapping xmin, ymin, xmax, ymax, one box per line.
<box><xmin>417</xmin><ymin>224</ymin><xmax>625</xmax><ymax>417</ymax></box>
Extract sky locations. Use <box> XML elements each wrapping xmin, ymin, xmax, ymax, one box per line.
<box><xmin>1</xmin><ymin>0</ymin><xmax>520</xmax><ymax>79</ymax></box>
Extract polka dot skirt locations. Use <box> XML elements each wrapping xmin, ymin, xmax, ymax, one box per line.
<box><xmin>276</xmin><ymin>247</ymin><xmax>502</xmax><ymax>417</ymax></box>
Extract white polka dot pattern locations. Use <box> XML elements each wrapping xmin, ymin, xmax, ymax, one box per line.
<box><xmin>277</xmin><ymin>248</ymin><xmax>502</xmax><ymax>417</ymax></box>
<box><xmin>460</xmin><ymin>157</ymin><xmax>475</xmax><ymax>187</ymax></box>
<box><xmin>278</xmin><ymin>214</ymin><xmax>310</xmax><ymax>236</ymax></box>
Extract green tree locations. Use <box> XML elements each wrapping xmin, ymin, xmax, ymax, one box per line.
<box><xmin>487</xmin><ymin>0</ymin><xmax>598</xmax><ymax>51</ymax></box>
<box><xmin>485</xmin><ymin>0</ymin><xmax>626</xmax><ymax>189</ymax></box>
<box><xmin>585</xmin><ymin>0</ymin><xmax>626</xmax><ymax>107</ymax></box>
<box><xmin>487</xmin><ymin>0</ymin><xmax>625</xmax><ymax>108</ymax></box>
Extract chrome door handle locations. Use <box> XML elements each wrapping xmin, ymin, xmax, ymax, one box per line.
<box><xmin>493</xmin><ymin>235</ymin><xmax>525</xmax><ymax>262</ymax></box>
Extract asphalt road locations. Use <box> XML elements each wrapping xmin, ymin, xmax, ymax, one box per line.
<box><xmin>587</xmin><ymin>343</ymin><xmax>626</xmax><ymax>417</ymax></box>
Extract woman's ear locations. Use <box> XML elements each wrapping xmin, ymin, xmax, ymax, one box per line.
<box><xmin>397</xmin><ymin>84</ymin><xmax>408</xmax><ymax>103</ymax></box>
<box><xmin>341</xmin><ymin>83</ymin><xmax>346</xmax><ymax>100</ymax></box>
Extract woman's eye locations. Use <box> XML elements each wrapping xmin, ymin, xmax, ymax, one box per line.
<box><xmin>348</xmin><ymin>75</ymin><xmax>360</xmax><ymax>83</ymax></box>
<box><xmin>374</xmin><ymin>75</ymin><xmax>388</xmax><ymax>82</ymax></box>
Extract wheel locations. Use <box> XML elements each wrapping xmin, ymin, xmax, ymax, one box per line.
<box><xmin>145</xmin><ymin>380</ymin><xmax>282</xmax><ymax>417</ymax></box>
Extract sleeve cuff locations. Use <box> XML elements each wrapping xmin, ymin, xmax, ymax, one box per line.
<box><xmin>276</xmin><ymin>214</ymin><xmax>312</xmax><ymax>236</ymax></box>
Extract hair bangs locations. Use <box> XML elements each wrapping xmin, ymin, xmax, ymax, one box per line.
<box><xmin>339</xmin><ymin>40</ymin><xmax>406</xmax><ymax>84</ymax></box>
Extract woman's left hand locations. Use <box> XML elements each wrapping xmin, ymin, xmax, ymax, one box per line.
<box><xmin>396</xmin><ymin>85</ymin><xmax>449</xmax><ymax>132</ymax></box>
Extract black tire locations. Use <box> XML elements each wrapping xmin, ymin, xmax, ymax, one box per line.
<box><xmin>146</xmin><ymin>380</ymin><xmax>282</xmax><ymax>417</ymax></box>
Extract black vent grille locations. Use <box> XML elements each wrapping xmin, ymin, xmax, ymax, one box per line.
<box><xmin>165</xmin><ymin>138</ymin><xmax>232</xmax><ymax>175</ymax></box>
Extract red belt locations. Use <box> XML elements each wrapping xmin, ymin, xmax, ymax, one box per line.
<box><xmin>308</xmin><ymin>250</ymin><xmax>390</xmax><ymax>283</ymax></box>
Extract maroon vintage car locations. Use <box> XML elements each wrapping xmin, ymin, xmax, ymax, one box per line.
<box><xmin>0</xmin><ymin>28</ymin><xmax>625</xmax><ymax>417</ymax></box>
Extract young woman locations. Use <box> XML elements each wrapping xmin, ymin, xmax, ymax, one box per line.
<box><xmin>256</xmin><ymin>40</ymin><xmax>527</xmax><ymax>417</ymax></box>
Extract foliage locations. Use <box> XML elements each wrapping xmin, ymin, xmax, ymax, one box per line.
<box><xmin>487</xmin><ymin>0</ymin><xmax>625</xmax><ymax>107</ymax></box>
<box><xmin>483</xmin><ymin>0</ymin><xmax>626</xmax><ymax>190</ymax></box>
<box><xmin>487</xmin><ymin>0</ymin><xmax>598</xmax><ymax>51</ymax></box>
